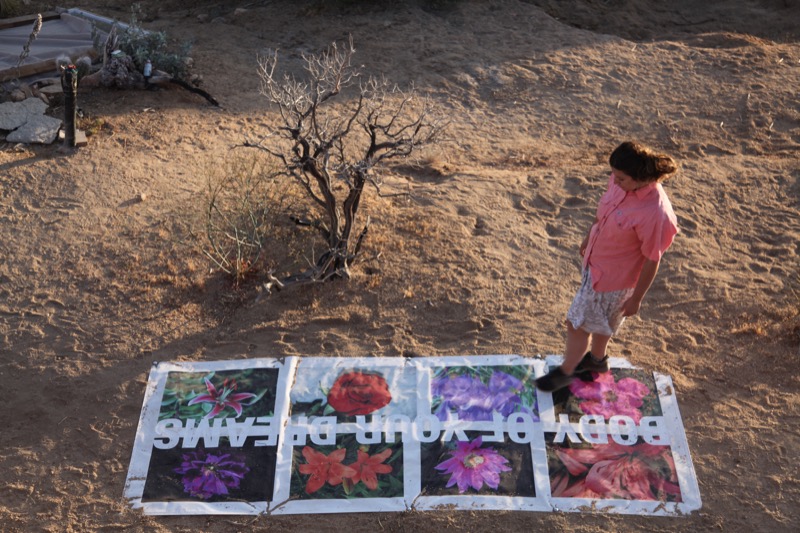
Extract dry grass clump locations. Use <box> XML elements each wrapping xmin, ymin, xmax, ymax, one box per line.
<box><xmin>730</xmin><ymin>286</ymin><xmax>800</xmax><ymax>350</ymax></box>
<box><xmin>0</xmin><ymin>0</ymin><xmax>22</xmax><ymax>17</ymax></box>
<box><xmin>186</xmin><ymin>152</ymin><xmax>310</xmax><ymax>286</ymax></box>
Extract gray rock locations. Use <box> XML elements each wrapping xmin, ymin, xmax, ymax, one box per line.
<box><xmin>6</xmin><ymin>115</ymin><xmax>62</xmax><ymax>144</ymax></box>
<box><xmin>0</xmin><ymin>98</ymin><xmax>50</xmax><ymax>130</ymax></box>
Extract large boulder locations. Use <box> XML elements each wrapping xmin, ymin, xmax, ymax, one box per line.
<box><xmin>6</xmin><ymin>114</ymin><xmax>63</xmax><ymax>144</ymax></box>
<box><xmin>0</xmin><ymin>98</ymin><xmax>49</xmax><ymax>130</ymax></box>
<box><xmin>0</xmin><ymin>98</ymin><xmax>62</xmax><ymax>144</ymax></box>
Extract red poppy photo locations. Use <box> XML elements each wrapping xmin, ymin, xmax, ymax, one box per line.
<box><xmin>327</xmin><ymin>371</ymin><xmax>393</xmax><ymax>416</ymax></box>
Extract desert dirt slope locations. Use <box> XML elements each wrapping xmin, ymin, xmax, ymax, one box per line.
<box><xmin>0</xmin><ymin>0</ymin><xmax>798</xmax><ymax>531</ymax></box>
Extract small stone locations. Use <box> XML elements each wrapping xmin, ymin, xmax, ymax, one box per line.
<box><xmin>39</xmin><ymin>85</ymin><xmax>64</xmax><ymax>95</ymax></box>
<box><xmin>137</xmin><ymin>192</ymin><xmax>147</xmax><ymax>203</ymax></box>
<box><xmin>35</xmin><ymin>77</ymin><xmax>61</xmax><ymax>87</ymax></box>
<box><xmin>74</xmin><ymin>130</ymin><xmax>88</xmax><ymax>147</ymax></box>
<box><xmin>233</xmin><ymin>8</ymin><xmax>248</xmax><ymax>16</ymax></box>
<box><xmin>196</xmin><ymin>14</ymin><xmax>209</xmax><ymax>23</ymax></box>
<box><xmin>38</xmin><ymin>85</ymin><xmax>64</xmax><ymax>107</ymax></box>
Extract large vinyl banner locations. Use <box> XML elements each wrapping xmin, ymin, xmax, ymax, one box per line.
<box><xmin>124</xmin><ymin>355</ymin><xmax>700</xmax><ymax>516</ymax></box>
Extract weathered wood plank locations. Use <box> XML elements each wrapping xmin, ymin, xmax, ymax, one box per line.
<box><xmin>0</xmin><ymin>59</ymin><xmax>57</xmax><ymax>82</ymax></box>
<box><xmin>0</xmin><ymin>11</ymin><xmax>61</xmax><ymax>31</ymax></box>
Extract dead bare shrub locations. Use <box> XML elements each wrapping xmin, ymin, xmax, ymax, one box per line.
<box><xmin>243</xmin><ymin>38</ymin><xmax>446</xmax><ymax>292</ymax></box>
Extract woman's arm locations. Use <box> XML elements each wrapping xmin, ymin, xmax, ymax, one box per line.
<box><xmin>579</xmin><ymin>218</ymin><xmax>599</xmax><ymax>257</ymax></box>
<box><xmin>621</xmin><ymin>258</ymin><xmax>660</xmax><ymax>316</ymax></box>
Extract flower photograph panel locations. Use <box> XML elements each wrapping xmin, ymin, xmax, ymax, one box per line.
<box><xmin>552</xmin><ymin>368</ymin><xmax>662</xmax><ymax>423</ymax></box>
<box><xmin>159</xmin><ymin>368</ymin><xmax>280</xmax><ymax>421</ymax></box>
<box><xmin>290</xmin><ymin>434</ymin><xmax>404</xmax><ymax>500</ymax></box>
<box><xmin>430</xmin><ymin>365</ymin><xmax>539</xmax><ymax>422</ymax></box>
<box><xmin>420</xmin><ymin>431</ymin><xmax>535</xmax><ymax>497</ymax></box>
<box><xmin>546</xmin><ymin>434</ymin><xmax>682</xmax><ymax>502</ymax></box>
<box><xmin>140</xmin><ymin>367</ymin><xmax>282</xmax><ymax>504</ymax></box>
<box><xmin>141</xmin><ymin>442</ymin><xmax>277</xmax><ymax>503</ymax></box>
<box><xmin>291</xmin><ymin>365</ymin><xmax>415</xmax><ymax>422</ymax></box>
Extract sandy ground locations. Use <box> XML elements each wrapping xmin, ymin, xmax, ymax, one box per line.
<box><xmin>1</xmin><ymin>0</ymin><xmax>799</xmax><ymax>531</ymax></box>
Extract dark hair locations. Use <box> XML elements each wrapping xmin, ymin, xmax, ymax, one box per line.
<box><xmin>609</xmin><ymin>141</ymin><xmax>677</xmax><ymax>182</ymax></box>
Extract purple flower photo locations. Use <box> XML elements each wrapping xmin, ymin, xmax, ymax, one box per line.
<box><xmin>420</xmin><ymin>432</ymin><xmax>536</xmax><ymax>498</ymax></box>
<box><xmin>174</xmin><ymin>449</ymin><xmax>250</xmax><ymax>499</ymax></box>
<box><xmin>434</xmin><ymin>436</ymin><xmax>512</xmax><ymax>493</ymax></box>
<box><xmin>141</xmin><ymin>442</ymin><xmax>277</xmax><ymax>504</ymax></box>
<box><xmin>431</xmin><ymin>366</ymin><xmax>539</xmax><ymax>422</ymax></box>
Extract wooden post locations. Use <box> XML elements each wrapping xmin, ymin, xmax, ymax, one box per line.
<box><xmin>61</xmin><ymin>64</ymin><xmax>78</xmax><ymax>147</ymax></box>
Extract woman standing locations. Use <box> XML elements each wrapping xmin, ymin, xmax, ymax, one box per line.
<box><xmin>536</xmin><ymin>141</ymin><xmax>679</xmax><ymax>392</ymax></box>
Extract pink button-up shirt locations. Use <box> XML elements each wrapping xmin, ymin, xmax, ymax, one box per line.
<box><xmin>583</xmin><ymin>175</ymin><xmax>678</xmax><ymax>292</ymax></box>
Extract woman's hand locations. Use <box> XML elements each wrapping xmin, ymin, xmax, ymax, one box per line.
<box><xmin>622</xmin><ymin>258</ymin><xmax>660</xmax><ymax>316</ymax></box>
<box><xmin>621</xmin><ymin>296</ymin><xmax>642</xmax><ymax>317</ymax></box>
<box><xmin>579</xmin><ymin>233</ymin><xmax>592</xmax><ymax>257</ymax></box>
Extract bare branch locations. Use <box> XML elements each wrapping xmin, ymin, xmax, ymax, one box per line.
<box><xmin>247</xmin><ymin>38</ymin><xmax>447</xmax><ymax>290</ymax></box>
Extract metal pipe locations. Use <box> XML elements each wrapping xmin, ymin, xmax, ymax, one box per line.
<box><xmin>61</xmin><ymin>64</ymin><xmax>78</xmax><ymax>147</ymax></box>
<box><xmin>65</xmin><ymin>8</ymin><xmax>134</xmax><ymax>32</ymax></box>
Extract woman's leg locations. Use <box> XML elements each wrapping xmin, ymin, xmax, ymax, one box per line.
<box><xmin>590</xmin><ymin>334</ymin><xmax>612</xmax><ymax>359</ymax></box>
<box><xmin>561</xmin><ymin>321</ymin><xmax>590</xmax><ymax>374</ymax></box>
<box><xmin>536</xmin><ymin>321</ymin><xmax>589</xmax><ymax>391</ymax></box>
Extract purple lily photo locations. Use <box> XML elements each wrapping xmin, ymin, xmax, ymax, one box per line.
<box><xmin>187</xmin><ymin>377</ymin><xmax>258</xmax><ymax>418</ymax></box>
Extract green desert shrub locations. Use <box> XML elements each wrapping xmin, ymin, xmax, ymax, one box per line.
<box><xmin>116</xmin><ymin>3</ymin><xmax>193</xmax><ymax>80</ymax></box>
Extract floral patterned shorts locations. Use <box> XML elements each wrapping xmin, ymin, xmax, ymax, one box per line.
<box><xmin>567</xmin><ymin>269</ymin><xmax>634</xmax><ymax>337</ymax></box>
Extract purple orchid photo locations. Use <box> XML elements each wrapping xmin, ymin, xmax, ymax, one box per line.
<box><xmin>431</xmin><ymin>366</ymin><xmax>539</xmax><ymax>422</ymax></box>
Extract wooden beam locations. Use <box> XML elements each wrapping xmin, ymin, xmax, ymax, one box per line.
<box><xmin>0</xmin><ymin>59</ymin><xmax>56</xmax><ymax>82</ymax></box>
<box><xmin>0</xmin><ymin>11</ymin><xmax>61</xmax><ymax>31</ymax></box>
